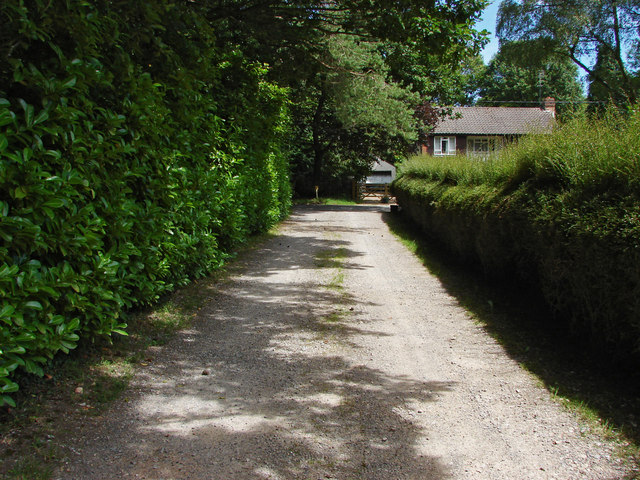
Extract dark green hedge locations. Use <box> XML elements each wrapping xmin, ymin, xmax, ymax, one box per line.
<box><xmin>393</xmin><ymin>111</ymin><xmax>640</xmax><ymax>365</ymax></box>
<box><xmin>0</xmin><ymin>1</ymin><xmax>291</xmax><ymax>405</ymax></box>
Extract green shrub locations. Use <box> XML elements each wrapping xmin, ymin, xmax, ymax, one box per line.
<box><xmin>0</xmin><ymin>0</ymin><xmax>291</xmax><ymax>405</ymax></box>
<box><xmin>393</xmin><ymin>108</ymin><xmax>640</xmax><ymax>364</ymax></box>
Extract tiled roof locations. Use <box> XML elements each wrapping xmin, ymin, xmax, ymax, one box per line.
<box><xmin>431</xmin><ymin>106</ymin><xmax>555</xmax><ymax>135</ymax></box>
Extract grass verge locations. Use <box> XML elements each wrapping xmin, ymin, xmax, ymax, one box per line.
<box><xmin>384</xmin><ymin>210</ymin><xmax>640</xmax><ymax>473</ymax></box>
<box><xmin>294</xmin><ymin>196</ymin><xmax>359</xmax><ymax>206</ymax></box>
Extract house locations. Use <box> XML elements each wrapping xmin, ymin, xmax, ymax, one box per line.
<box><xmin>422</xmin><ymin>97</ymin><xmax>556</xmax><ymax>156</ymax></box>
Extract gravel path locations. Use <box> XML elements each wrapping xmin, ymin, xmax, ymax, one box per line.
<box><xmin>56</xmin><ymin>205</ymin><xmax>631</xmax><ymax>479</ymax></box>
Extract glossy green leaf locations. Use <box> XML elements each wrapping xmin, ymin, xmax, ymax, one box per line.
<box><xmin>24</xmin><ymin>301</ymin><xmax>43</xmax><ymax>310</ymax></box>
<box><xmin>19</xmin><ymin>99</ymin><xmax>34</xmax><ymax>127</ymax></box>
<box><xmin>0</xmin><ymin>111</ymin><xmax>13</xmax><ymax>127</ymax></box>
<box><xmin>61</xmin><ymin>77</ymin><xmax>77</xmax><ymax>90</ymax></box>
<box><xmin>33</xmin><ymin>109</ymin><xmax>49</xmax><ymax>125</ymax></box>
<box><xmin>43</xmin><ymin>198</ymin><xmax>65</xmax><ymax>208</ymax></box>
<box><xmin>1</xmin><ymin>382</ymin><xmax>19</xmax><ymax>393</ymax></box>
<box><xmin>0</xmin><ymin>305</ymin><xmax>15</xmax><ymax>319</ymax></box>
<box><xmin>14</xmin><ymin>186</ymin><xmax>27</xmax><ymax>199</ymax></box>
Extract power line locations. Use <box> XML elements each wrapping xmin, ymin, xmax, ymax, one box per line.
<box><xmin>474</xmin><ymin>99</ymin><xmax>606</xmax><ymax>105</ymax></box>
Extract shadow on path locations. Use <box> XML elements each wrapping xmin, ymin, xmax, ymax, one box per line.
<box><xmin>292</xmin><ymin>204</ymin><xmax>391</xmax><ymax>214</ymax></box>
<box><xmin>61</xmin><ymin>209</ymin><xmax>455</xmax><ymax>479</ymax></box>
<box><xmin>382</xmin><ymin>210</ymin><xmax>640</xmax><ymax>463</ymax></box>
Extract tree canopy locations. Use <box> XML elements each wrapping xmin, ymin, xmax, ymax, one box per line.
<box><xmin>476</xmin><ymin>40</ymin><xmax>585</xmax><ymax>119</ymax></box>
<box><xmin>0</xmin><ymin>0</ymin><xmax>489</xmax><ymax>403</ymax></box>
<box><xmin>496</xmin><ymin>0</ymin><xmax>640</xmax><ymax>105</ymax></box>
<box><xmin>195</xmin><ymin>0</ymin><xmax>488</xmax><ymax>194</ymax></box>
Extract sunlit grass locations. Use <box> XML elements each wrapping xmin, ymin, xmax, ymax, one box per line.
<box><xmin>397</xmin><ymin>107</ymin><xmax>640</xmax><ymax>197</ymax></box>
<box><xmin>295</xmin><ymin>196</ymin><xmax>358</xmax><ymax>205</ymax></box>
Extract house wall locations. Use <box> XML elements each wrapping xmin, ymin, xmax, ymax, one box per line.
<box><xmin>423</xmin><ymin>135</ymin><xmax>466</xmax><ymax>155</ymax></box>
<box><xmin>366</xmin><ymin>172</ymin><xmax>394</xmax><ymax>184</ymax></box>
<box><xmin>424</xmin><ymin>135</ymin><xmax>533</xmax><ymax>156</ymax></box>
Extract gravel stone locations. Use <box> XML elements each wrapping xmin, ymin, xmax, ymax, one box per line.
<box><xmin>55</xmin><ymin>205</ymin><xmax>632</xmax><ymax>479</ymax></box>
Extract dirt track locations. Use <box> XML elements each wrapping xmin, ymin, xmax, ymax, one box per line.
<box><xmin>56</xmin><ymin>205</ymin><xmax>632</xmax><ymax>479</ymax></box>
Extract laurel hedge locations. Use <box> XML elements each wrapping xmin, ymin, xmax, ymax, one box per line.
<box><xmin>0</xmin><ymin>1</ymin><xmax>291</xmax><ymax>405</ymax></box>
<box><xmin>393</xmin><ymin>109</ymin><xmax>640</xmax><ymax>364</ymax></box>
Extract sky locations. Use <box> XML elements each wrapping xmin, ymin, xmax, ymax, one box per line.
<box><xmin>477</xmin><ymin>0</ymin><xmax>501</xmax><ymax>64</ymax></box>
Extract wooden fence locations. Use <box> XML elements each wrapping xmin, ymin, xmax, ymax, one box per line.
<box><xmin>353</xmin><ymin>182</ymin><xmax>393</xmax><ymax>201</ymax></box>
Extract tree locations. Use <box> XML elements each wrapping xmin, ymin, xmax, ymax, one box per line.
<box><xmin>286</xmin><ymin>35</ymin><xmax>422</xmax><ymax>194</ymax></box>
<box><xmin>496</xmin><ymin>0</ymin><xmax>640</xmax><ymax>105</ymax></box>
<box><xmin>588</xmin><ymin>43</ymin><xmax>640</xmax><ymax>107</ymax></box>
<box><xmin>455</xmin><ymin>54</ymin><xmax>488</xmax><ymax>105</ymax></box>
<box><xmin>195</xmin><ymin>0</ymin><xmax>489</xmax><ymax>195</ymax></box>
<box><xmin>1</xmin><ymin>0</ymin><xmax>489</xmax><ymax>198</ymax></box>
<box><xmin>476</xmin><ymin>40</ymin><xmax>585</xmax><ymax>119</ymax></box>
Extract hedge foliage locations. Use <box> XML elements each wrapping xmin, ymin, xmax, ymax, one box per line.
<box><xmin>393</xmin><ymin>109</ymin><xmax>640</xmax><ymax>364</ymax></box>
<box><xmin>0</xmin><ymin>1</ymin><xmax>291</xmax><ymax>405</ymax></box>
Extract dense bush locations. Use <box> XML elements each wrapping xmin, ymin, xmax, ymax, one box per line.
<box><xmin>393</xmin><ymin>109</ymin><xmax>640</xmax><ymax>364</ymax></box>
<box><xmin>0</xmin><ymin>1</ymin><xmax>291</xmax><ymax>405</ymax></box>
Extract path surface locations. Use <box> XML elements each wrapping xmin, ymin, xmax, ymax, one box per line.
<box><xmin>57</xmin><ymin>205</ymin><xmax>630</xmax><ymax>479</ymax></box>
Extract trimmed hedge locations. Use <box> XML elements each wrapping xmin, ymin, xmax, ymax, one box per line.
<box><xmin>393</xmin><ymin>109</ymin><xmax>640</xmax><ymax>364</ymax></box>
<box><xmin>0</xmin><ymin>1</ymin><xmax>291</xmax><ymax>405</ymax></box>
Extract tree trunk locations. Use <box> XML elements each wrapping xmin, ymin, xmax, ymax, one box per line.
<box><xmin>312</xmin><ymin>87</ymin><xmax>326</xmax><ymax>188</ymax></box>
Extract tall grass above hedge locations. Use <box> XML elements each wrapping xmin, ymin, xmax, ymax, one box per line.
<box><xmin>0</xmin><ymin>1</ymin><xmax>291</xmax><ymax>406</ymax></box>
<box><xmin>393</xmin><ymin>108</ymin><xmax>640</xmax><ymax>364</ymax></box>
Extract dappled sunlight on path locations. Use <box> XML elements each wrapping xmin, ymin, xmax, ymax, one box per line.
<box><xmin>57</xmin><ymin>206</ymin><xmax>631</xmax><ymax>480</ymax></box>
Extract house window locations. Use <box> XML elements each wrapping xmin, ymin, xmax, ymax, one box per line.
<box><xmin>434</xmin><ymin>136</ymin><xmax>456</xmax><ymax>156</ymax></box>
<box><xmin>467</xmin><ymin>136</ymin><xmax>503</xmax><ymax>156</ymax></box>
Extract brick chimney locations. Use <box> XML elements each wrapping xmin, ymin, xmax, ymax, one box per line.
<box><xmin>543</xmin><ymin>97</ymin><xmax>556</xmax><ymax>118</ymax></box>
